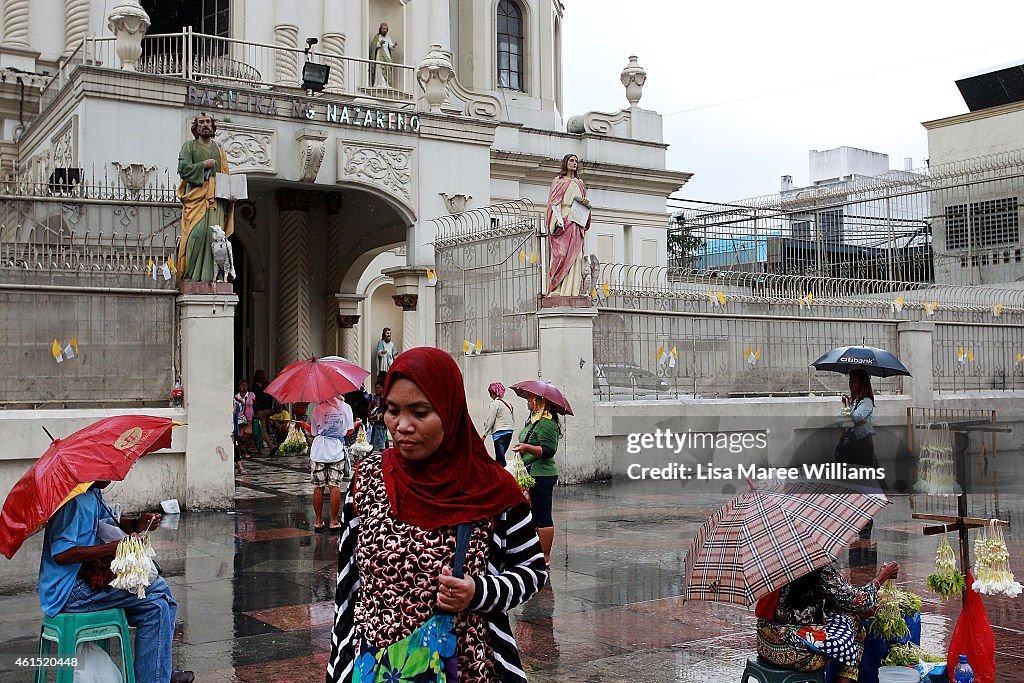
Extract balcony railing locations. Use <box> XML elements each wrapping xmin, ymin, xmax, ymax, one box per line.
<box><xmin>39</xmin><ymin>28</ymin><xmax>417</xmax><ymax>117</ymax></box>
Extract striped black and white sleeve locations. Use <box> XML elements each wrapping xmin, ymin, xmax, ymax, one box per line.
<box><xmin>326</xmin><ymin>483</ymin><xmax>361</xmax><ymax>683</ymax></box>
<box><xmin>469</xmin><ymin>502</ymin><xmax>548</xmax><ymax>614</ymax></box>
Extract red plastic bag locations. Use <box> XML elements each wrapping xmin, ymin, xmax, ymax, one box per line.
<box><xmin>947</xmin><ymin>571</ymin><xmax>996</xmax><ymax>683</ymax></box>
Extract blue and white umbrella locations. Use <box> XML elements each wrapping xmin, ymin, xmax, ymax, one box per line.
<box><xmin>811</xmin><ymin>345</ymin><xmax>912</xmax><ymax>378</ymax></box>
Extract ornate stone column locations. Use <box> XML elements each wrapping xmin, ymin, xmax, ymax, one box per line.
<box><xmin>63</xmin><ymin>0</ymin><xmax>90</xmax><ymax>56</ymax></box>
<box><xmin>107</xmin><ymin>0</ymin><xmax>150</xmax><ymax>71</ymax></box>
<box><xmin>1</xmin><ymin>0</ymin><xmax>30</xmax><ymax>48</ymax></box>
<box><xmin>276</xmin><ymin>189</ymin><xmax>315</xmax><ymax>366</ymax></box>
<box><xmin>383</xmin><ymin>266</ymin><xmax>425</xmax><ymax>353</ymax></box>
<box><xmin>322</xmin><ymin>193</ymin><xmax>344</xmax><ymax>356</ymax></box>
<box><xmin>274</xmin><ymin>24</ymin><xmax>299</xmax><ymax>85</ymax></box>
<box><xmin>321</xmin><ymin>0</ymin><xmax>346</xmax><ymax>92</ymax></box>
<box><xmin>336</xmin><ymin>295</ymin><xmax>365</xmax><ymax>365</ymax></box>
<box><xmin>429</xmin><ymin>0</ymin><xmax>451</xmax><ymax>52</ymax></box>
<box><xmin>393</xmin><ymin>293</ymin><xmax>419</xmax><ymax>354</ymax></box>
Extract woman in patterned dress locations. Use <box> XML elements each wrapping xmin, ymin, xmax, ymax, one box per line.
<box><xmin>756</xmin><ymin>561</ymin><xmax>899</xmax><ymax>682</ymax></box>
<box><xmin>327</xmin><ymin>347</ymin><xmax>548</xmax><ymax>683</ymax></box>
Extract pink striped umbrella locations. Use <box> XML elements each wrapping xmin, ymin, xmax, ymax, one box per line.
<box><xmin>683</xmin><ymin>480</ymin><xmax>888</xmax><ymax>606</ymax></box>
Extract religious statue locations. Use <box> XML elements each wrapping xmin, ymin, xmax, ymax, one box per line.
<box><xmin>368</xmin><ymin>22</ymin><xmax>398</xmax><ymax>88</ymax></box>
<box><xmin>176</xmin><ymin>112</ymin><xmax>235</xmax><ymax>282</ymax></box>
<box><xmin>545</xmin><ymin>154</ymin><xmax>592</xmax><ymax>296</ymax></box>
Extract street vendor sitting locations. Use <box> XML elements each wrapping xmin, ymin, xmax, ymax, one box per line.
<box><xmin>755</xmin><ymin>561</ymin><xmax>899</xmax><ymax>683</ymax></box>
<box><xmin>40</xmin><ymin>482</ymin><xmax>194</xmax><ymax>683</ymax></box>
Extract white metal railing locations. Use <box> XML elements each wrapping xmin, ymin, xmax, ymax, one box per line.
<box><xmin>44</xmin><ymin>29</ymin><xmax>417</xmax><ymax>109</ymax></box>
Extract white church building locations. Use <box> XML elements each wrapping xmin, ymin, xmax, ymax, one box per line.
<box><xmin>0</xmin><ymin>0</ymin><xmax>689</xmax><ymax>507</ymax></box>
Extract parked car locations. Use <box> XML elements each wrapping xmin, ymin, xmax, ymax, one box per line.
<box><xmin>594</xmin><ymin>363</ymin><xmax>671</xmax><ymax>398</ymax></box>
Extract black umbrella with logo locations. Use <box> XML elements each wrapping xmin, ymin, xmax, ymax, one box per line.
<box><xmin>811</xmin><ymin>345</ymin><xmax>912</xmax><ymax>378</ymax></box>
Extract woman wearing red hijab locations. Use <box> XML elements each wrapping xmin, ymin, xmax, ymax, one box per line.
<box><xmin>327</xmin><ymin>347</ymin><xmax>548</xmax><ymax>683</ymax></box>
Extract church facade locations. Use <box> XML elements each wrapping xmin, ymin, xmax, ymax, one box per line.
<box><xmin>2</xmin><ymin>0</ymin><xmax>688</xmax><ymax>377</ymax></box>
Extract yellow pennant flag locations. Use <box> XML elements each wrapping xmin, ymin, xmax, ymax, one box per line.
<box><xmin>799</xmin><ymin>293</ymin><xmax>813</xmax><ymax>309</ymax></box>
<box><xmin>656</xmin><ymin>346</ymin><xmax>666</xmax><ymax>365</ymax></box>
<box><xmin>463</xmin><ymin>340</ymin><xmax>471</xmax><ymax>355</ymax></box>
<box><xmin>518</xmin><ymin>250</ymin><xmax>526</xmax><ymax>264</ymax></box>
<box><xmin>474</xmin><ymin>339</ymin><xmax>482</xmax><ymax>355</ymax></box>
<box><xmin>992</xmin><ymin>303</ymin><xmax>1003</xmax><ymax>317</ymax></box>
<box><xmin>891</xmin><ymin>297</ymin><xmax>904</xmax><ymax>314</ymax></box>
<box><xmin>669</xmin><ymin>346</ymin><xmax>678</xmax><ymax>368</ymax></box>
<box><xmin>530</xmin><ymin>251</ymin><xmax>537</xmax><ymax>264</ymax></box>
<box><xmin>70</xmin><ymin>338</ymin><xmax>79</xmax><ymax>354</ymax></box>
<box><xmin>925</xmin><ymin>302</ymin><xmax>938</xmax><ymax>316</ymax></box>
<box><xmin>425</xmin><ymin>267</ymin><xmax>438</xmax><ymax>286</ymax></box>
<box><xmin>52</xmin><ymin>339</ymin><xmax>64</xmax><ymax>363</ymax></box>
<box><xmin>1016</xmin><ymin>352</ymin><xmax>1023</xmax><ymax>365</ymax></box>
<box><xmin>601</xmin><ymin>283</ymin><xmax>610</xmax><ymax>297</ymax></box>
<box><xmin>744</xmin><ymin>347</ymin><xmax>761</xmax><ymax>366</ymax></box>
<box><xmin>166</xmin><ymin>256</ymin><xmax>177</xmax><ymax>274</ymax></box>
<box><xmin>708</xmin><ymin>291</ymin><xmax>726</xmax><ymax>307</ymax></box>
<box><xmin>148</xmin><ymin>257</ymin><xmax>157</xmax><ymax>281</ymax></box>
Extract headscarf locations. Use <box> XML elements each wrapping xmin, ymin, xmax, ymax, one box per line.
<box><xmin>381</xmin><ymin>347</ymin><xmax>525</xmax><ymax>530</ymax></box>
<box><xmin>488</xmin><ymin>382</ymin><xmax>506</xmax><ymax>398</ymax></box>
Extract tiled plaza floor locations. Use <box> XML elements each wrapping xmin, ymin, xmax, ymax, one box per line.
<box><xmin>1</xmin><ymin>454</ymin><xmax>1023</xmax><ymax>681</ymax></box>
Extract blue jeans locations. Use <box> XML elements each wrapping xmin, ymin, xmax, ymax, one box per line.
<box><xmin>62</xmin><ymin>577</ymin><xmax>178</xmax><ymax>683</ymax></box>
<box><xmin>492</xmin><ymin>432</ymin><xmax>512</xmax><ymax>467</ymax></box>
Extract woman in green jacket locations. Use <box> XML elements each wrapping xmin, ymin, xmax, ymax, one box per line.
<box><xmin>511</xmin><ymin>391</ymin><xmax>560</xmax><ymax>567</ymax></box>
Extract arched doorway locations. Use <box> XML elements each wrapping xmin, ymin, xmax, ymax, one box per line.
<box><xmin>230</xmin><ymin>183</ymin><xmax>414</xmax><ymax>381</ymax></box>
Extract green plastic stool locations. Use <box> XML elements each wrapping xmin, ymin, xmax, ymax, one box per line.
<box><xmin>36</xmin><ymin>608</ymin><xmax>134</xmax><ymax>683</ymax></box>
<box><xmin>741</xmin><ymin>656</ymin><xmax>826</xmax><ymax>683</ymax></box>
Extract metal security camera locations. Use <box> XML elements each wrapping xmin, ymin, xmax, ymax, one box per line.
<box><xmin>306</xmin><ymin>37</ymin><xmax>318</xmax><ymax>47</ymax></box>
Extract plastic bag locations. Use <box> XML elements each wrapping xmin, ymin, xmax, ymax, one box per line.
<box><xmin>947</xmin><ymin>570</ymin><xmax>996</xmax><ymax>683</ymax></box>
<box><xmin>74</xmin><ymin>641</ymin><xmax>122</xmax><ymax>682</ymax></box>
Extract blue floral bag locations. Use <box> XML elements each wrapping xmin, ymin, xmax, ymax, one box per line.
<box><xmin>352</xmin><ymin>524</ymin><xmax>473</xmax><ymax>683</ymax></box>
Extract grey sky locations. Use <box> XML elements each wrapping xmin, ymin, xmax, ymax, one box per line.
<box><xmin>562</xmin><ymin>0</ymin><xmax>1024</xmax><ymax>202</ymax></box>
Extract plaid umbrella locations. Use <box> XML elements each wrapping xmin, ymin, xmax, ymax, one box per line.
<box><xmin>682</xmin><ymin>480</ymin><xmax>888</xmax><ymax>606</ymax></box>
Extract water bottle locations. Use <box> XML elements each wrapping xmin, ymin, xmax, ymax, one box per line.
<box><xmin>953</xmin><ymin>654</ymin><xmax>975</xmax><ymax>683</ymax></box>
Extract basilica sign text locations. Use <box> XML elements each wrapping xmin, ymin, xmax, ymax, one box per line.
<box><xmin>186</xmin><ymin>86</ymin><xmax>422</xmax><ymax>134</ymax></box>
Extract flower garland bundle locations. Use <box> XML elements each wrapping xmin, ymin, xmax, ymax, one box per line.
<box><xmin>109</xmin><ymin>533</ymin><xmax>157</xmax><ymax>598</ymax></box>
<box><xmin>505</xmin><ymin>451</ymin><xmax>535</xmax><ymax>491</ymax></box>
<box><xmin>350</xmin><ymin>424</ymin><xmax>373</xmax><ymax>458</ymax></box>
<box><xmin>278</xmin><ymin>423</ymin><xmax>308</xmax><ymax>456</ymax></box>
<box><xmin>972</xmin><ymin>521</ymin><xmax>1022</xmax><ymax>598</ymax></box>
<box><xmin>868</xmin><ymin>582</ymin><xmax>921</xmax><ymax>640</ymax></box>
<box><xmin>926</xmin><ymin>536</ymin><xmax>966</xmax><ymax>600</ymax></box>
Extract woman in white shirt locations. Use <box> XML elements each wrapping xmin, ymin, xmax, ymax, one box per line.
<box><xmin>310</xmin><ymin>396</ymin><xmax>353</xmax><ymax>533</ymax></box>
<box><xmin>481</xmin><ymin>382</ymin><xmax>516</xmax><ymax>466</ymax></box>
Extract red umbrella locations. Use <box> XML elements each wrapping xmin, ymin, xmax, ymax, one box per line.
<box><xmin>0</xmin><ymin>415</ymin><xmax>176</xmax><ymax>559</ymax></box>
<box><xmin>510</xmin><ymin>380</ymin><xmax>574</xmax><ymax>416</ymax></box>
<box><xmin>266</xmin><ymin>356</ymin><xmax>370</xmax><ymax>404</ymax></box>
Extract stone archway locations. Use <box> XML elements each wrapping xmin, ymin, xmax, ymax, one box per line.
<box><xmin>271</xmin><ymin>184</ymin><xmax>412</xmax><ymax>371</ymax></box>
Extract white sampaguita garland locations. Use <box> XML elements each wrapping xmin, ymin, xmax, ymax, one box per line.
<box><xmin>109</xmin><ymin>533</ymin><xmax>158</xmax><ymax>599</ymax></box>
<box><xmin>972</xmin><ymin>520</ymin><xmax>1022</xmax><ymax>598</ymax></box>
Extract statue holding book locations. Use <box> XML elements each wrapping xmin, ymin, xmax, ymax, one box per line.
<box><xmin>545</xmin><ymin>153</ymin><xmax>592</xmax><ymax>296</ymax></box>
<box><xmin>176</xmin><ymin>112</ymin><xmax>236</xmax><ymax>282</ymax></box>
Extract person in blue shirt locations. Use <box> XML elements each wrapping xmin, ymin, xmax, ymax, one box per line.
<box><xmin>40</xmin><ymin>482</ymin><xmax>194</xmax><ymax>683</ymax></box>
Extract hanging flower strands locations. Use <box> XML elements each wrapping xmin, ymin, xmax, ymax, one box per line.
<box><xmin>972</xmin><ymin>520</ymin><xmax>1022</xmax><ymax>598</ymax></box>
<box><xmin>927</xmin><ymin>536</ymin><xmax>967</xmax><ymax>600</ymax></box>
<box><xmin>913</xmin><ymin>422</ymin><xmax>961</xmax><ymax>496</ymax></box>
<box><xmin>109</xmin><ymin>517</ymin><xmax>158</xmax><ymax>599</ymax></box>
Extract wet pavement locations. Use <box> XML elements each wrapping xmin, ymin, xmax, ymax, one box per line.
<box><xmin>1</xmin><ymin>453</ymin><xmax>1023</xmax><ymax>682</ymax></box>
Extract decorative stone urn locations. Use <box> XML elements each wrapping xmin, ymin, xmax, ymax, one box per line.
<box><xmin>107</xmin><ymin>0</ymin><xmax>150</xmax><ymax>71</ymax></box>
<box><xmin>416</xmin><ymin>44</ymin><xmax>455</xmax><ymax>113</ymax></box>
<box><xmin>620</xmin><ymin>55</ymin><xmax>647</xmax><ymax>107</ymax></box>
<box><xmin>439</xmin><ymin>192</ymin><xmax>471</xmax><ymax>214</ymax></box>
